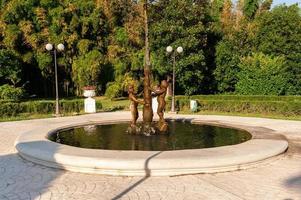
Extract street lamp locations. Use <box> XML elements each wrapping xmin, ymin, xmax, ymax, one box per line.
<box><xmin>166</xmin><ymin>45</ymin><xmax>183</xmax><ymax>113</ymax></box>
<box><xmin>46</xmin><ymin>43</ymin><xmax>65</xmax><ymax>117</ymax></box>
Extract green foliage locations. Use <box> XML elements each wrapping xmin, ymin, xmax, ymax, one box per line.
<box><xmin>2</xmin><ymin>24</ymin><xmax>21</xmax><ymax>48</ymax></box>
<box><xmin>150</xmin><ymin>0</ymin><xmax>209</xmax><ymax>95</ymax></box>
<box><xmin>0</xmin><ymin>0</ymin><xmax>110</xmax><ymax>97</ymax></box>
<box><xmin>0</xmin><ymin>84</ymin><xmax>24</xmax><ymax>100</ymax></box>
<box><xmin>173</xmin><ymin>96</ymin><xmax>301</xmax><ymax>116</ymax></box>
<box><xmin>214</xmin><ymin>40</ymin><xmax>240</xmax><ymax>93</ymax></box>
<box><xmin>72</xmin><ymin>50</ymin><xmax>104</xmax><ymax>89</ymax></box>
<box><xmin>253</xmin><ymin>5</ymin><xmax>301</xmax><ymax>94</ymax></box>
<box><xmin>176</xmin><ymin>95</ymin><xmax>301</xmax><ymax>102</ymax></box>
<box><xmin>210</xmin><ymin>0</ymin><xmax>225</xmax><ymax>21</ymax></box>
<box><xmin>0</xmin><ymin>0</ymin><xmax>300</xmax><ymax>98</ymax></box>
<box><xmin>105</xmin><ymin>82</ymin><xmax>123</xmax><ymax>99</ymax></box>
<box><xmin>243</xmin><ymin>0</ymin><xmax>259</xmax><ymax>19</ymax></box>
<box><xmin>115</xmin><ymin>27</ymin><xmax>129</xmax><ymax>46</ymax></box>
<box><xmin>215</xmin><ymin>4</ymin><xmax>301</xmax><ymax>96</ymax></box>
<box><xmin>236</xmin><ymin>53</ymin><xmax>291</xmax><ymax>95</ymax></box>
<box><xmin>105</xmin><ymin>74</ymin><xmax>139</xmax><ymax>99</ymax></box>
<box><xmin>77</xmin><ymin>39</ymin><xmax>92</xmax><ymax>55</ymax></box>
<box><xmin>35</xmin><ymin>52</ymin><xmax>52</xmax><ymax>77</ymax></box>
<box><xmin>0</xmin><ymin>49</ymin><xmax>22</xmax><ymax>86</ymax></box>
<box><xmin>0</xmin><ymin>102</ymin><xmax>21</xmax><ymax>116</ymax></box>
<box><xmin>197</xmin><ymin>100</ymin><xmax>301</xmax><ymax>116</ymax></box>
<box><xmin>0</xmin><ymin>99</ymin><xmax>103</xmax><ymax>117</ymax></box>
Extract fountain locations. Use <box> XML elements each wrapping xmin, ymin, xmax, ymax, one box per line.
<box><xmin>14</xmin><ymin>0</ymin><xmax>288</xmax><ymax>177</ymax></box>
<box><xmin>125</xmin><ymin>0</ymin><xmax>169</xmax><ymax>136</ymax></box>
<box><xmin>127</xmin><ymin>79</ymin><xmax>169</xmax><ymax>135</ymax></box>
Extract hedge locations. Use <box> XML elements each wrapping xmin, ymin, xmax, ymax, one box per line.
<box><xmin>1</xmin><ymin>95</ymin><xmax>300</xmax><ymax>118</ymax></box>
<box><xmin>175</xmin><ymin>95</ymin><xmax>301</xmax><ymax>102</ymax></box>
<box><xmin>0</xmin><ymin>99</ymin><xmax>103</xmax><ymax>117</ymax></box>
<box><xmin>169</xmin><ymin>98</ymin><xmax>301</xmax><ymax>116</ymax></box>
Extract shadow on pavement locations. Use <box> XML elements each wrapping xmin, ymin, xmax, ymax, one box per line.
<box><xmin>111</xmin><ymin>151</ymin><xmax>163</xmax><ymax>200</ymax></box>
<box><xmin>284</xmin><ymin>141</ymin><xmax>301</xmax><ymax>198</ymax></box>
<box><xmin>285</xmin><ymin>174</ymin><xmax>301</xmax><ymax>197</ymax></box>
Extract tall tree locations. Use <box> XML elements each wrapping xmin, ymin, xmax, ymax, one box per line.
<box><xmin>253</xmin><ymin>4</ymin><xmax>301</xmax><ymax>94</ymax></box>
<box><xmin>150</xmin><ymin>0</ymin><xmax>210</xmax><ymax>95</ymax></box>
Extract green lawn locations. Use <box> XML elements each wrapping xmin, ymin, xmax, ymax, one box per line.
<box><xmin>179</xmin><ymin>111</ymin><xmax>301</xmax><ymax>121</ymax></box>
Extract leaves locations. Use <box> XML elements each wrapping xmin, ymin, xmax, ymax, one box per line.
<box><xmin>150</xmin><ymin>0</ymin><xmax>209</xmax><ymax>95</ymax></box>
<box><xmin>72</xmin><ymin>50</ymin><xmax>104</xmax><ymax>89</ymax></box>
<box><xmin>0</xmin><ymin>49</ymin><xmax>22</xmax><ymax>86</ymax></box>
<box><xmin>236</xmin><ymin>53</ymin><xmax>290</xmax><ymax>95</ymax></box>
<box><xmin>0</xmin><ymin>0</ymin><xmax>300</xmax><ymax>98</ymax></box>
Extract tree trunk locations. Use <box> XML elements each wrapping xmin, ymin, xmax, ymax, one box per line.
<box><xmin>142</xmin><ymin>0</ymin><xmax>153</xmax><ymax>124</ymax></box>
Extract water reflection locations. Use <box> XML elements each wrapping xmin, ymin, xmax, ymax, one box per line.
<box><xmin>83</xmin><ymin>125</ymin><xmax>97</xmax><ymax>135</ymax></box>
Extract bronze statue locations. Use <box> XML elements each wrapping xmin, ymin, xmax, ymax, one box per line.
<box><xmin>150</xmin><ymin>80</ymin><xmax>169</xmax><ymax>132</ymax></box>
<box><xmin>127</xmin><ymin>85</ymin><xmax>144</xmax><ymax>134</ymax></box>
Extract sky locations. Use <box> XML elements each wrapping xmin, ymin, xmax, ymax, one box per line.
<box><xmin>272</xmin><ymin>0</ymin><xmax>300</xmax><ymax>7</ymax></box>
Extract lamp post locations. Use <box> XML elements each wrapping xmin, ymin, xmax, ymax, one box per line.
<box><xmin>166</xmin><ymin>46</ymin><xmax>183</xmax><ymax>113</ymax></box>
<box><xmin>46</xmin><ymin>43</ymin><xmax>65</xmax><ymax>117</ymax></box>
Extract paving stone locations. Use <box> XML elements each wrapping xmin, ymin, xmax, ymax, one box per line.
<box><xmin>0</xmin><ymin>112</ymin><xmax>301</xmax><ymax>200</ymax></box>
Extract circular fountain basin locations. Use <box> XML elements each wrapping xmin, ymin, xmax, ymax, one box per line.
<box><xmin>15</xmin><ymin>115</ymin><xmax>288</xmax><ymax>176</ymax></box>
<box><xmin>49</xmin><ymin>121</ymin><xmax>252</xmax><ymax>151</ymax></box>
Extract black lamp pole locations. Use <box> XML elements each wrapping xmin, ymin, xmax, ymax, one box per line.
<box><xmin>46</xmin><ymin>43</ymin><xmax>65</xmax><ymax>117</ymax></box>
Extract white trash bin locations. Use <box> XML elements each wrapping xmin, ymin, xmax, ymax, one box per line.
<box><xmin>190</xmin><ymin>100</ymin><xmax>198</xmax><ymax>112</ymax></box>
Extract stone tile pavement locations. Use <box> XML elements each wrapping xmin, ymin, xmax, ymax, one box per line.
<box><xmin>0</xmin><ymin>112</ymin><xmax>301</xmax><ymax>200</ymax></box>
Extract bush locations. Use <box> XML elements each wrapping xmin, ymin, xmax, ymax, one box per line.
<box><xmin>172</xmin><ymin>95</ymin><xmax>301</xmax><ymax>116</ymax></box>
<box><xmin>0</xmin><ymin>102</ymin><xmax>22</xmax><ymax>117</ymax></box>
<box><xmin>236</xmin><ymin>53</ymin><xmax>291</xmax><ymax>95</ymax></box>
<box><xmin>105</xmin><ymin>82</ymin><xmax>123</xmax><ymax>99</ymax></box>
<box><xmin>21</xmin><ymin>100</ymin><xmax>54</xmax><ymax>114</ymax></box>
<box><xmin>0</xmin><ymin>84</ymin><xmax>25</xmax><ymax>100</ymax></box>
<box><xmin>105</xmin><ymin>74</ymin><xmax>140</xmax><ymax>99</ymax></box>
<box><xmin>72</xmin><ymin>50</ymin><xmax>104</xmax><ymax>89</ymax></box>
<box><xmin>0</xmin><ymin>99</ymin><xmax>103</xmax><ymax>117</ymax></box>
<box><xmin>176</xmin><ymin>95</ymin><xmax>301</xmax><ymax>102</ymax></box>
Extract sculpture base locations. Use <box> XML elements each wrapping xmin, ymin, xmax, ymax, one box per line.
<box><xmin>126</xmin><ymin>122</ymin><xmax>168</xmax><ymax>136</ymax></box>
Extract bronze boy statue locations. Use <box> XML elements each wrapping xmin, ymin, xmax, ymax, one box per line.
<box><xmin>128</xmin><ymin>85</ymin><xmax>144</xmax><ymax>134</ymax></box>
<box><xmin>150</xmin><ymin>80</ymin><xmax>169</xmax><ymax>132</ymax></box>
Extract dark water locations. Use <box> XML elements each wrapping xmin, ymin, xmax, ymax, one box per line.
<box><xmin>49</xmin><ymin>121</ymin><xmax>252</xmax><ymax>151</ymax></box>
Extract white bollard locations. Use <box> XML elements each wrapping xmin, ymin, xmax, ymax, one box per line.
<box><xmin>190</xmin><ymin>100</ymin><xmax>198</xmax><ymax>112</ymax></box>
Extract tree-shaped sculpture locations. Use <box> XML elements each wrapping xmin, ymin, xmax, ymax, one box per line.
<box><xmin>142</xmin><ymin>0</ymin><xmax>153</xmax><ymax>127</ymax></box>
<box><xmin>127</xmin><ymin>0</ymin><xmax>168</xmax><ymax>135</ymax></box>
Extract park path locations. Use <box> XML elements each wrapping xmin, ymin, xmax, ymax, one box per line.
<box><xmin>0</xmin><ymin>112</ymin><xmax>301</xmax><ymax>200</ymax></box>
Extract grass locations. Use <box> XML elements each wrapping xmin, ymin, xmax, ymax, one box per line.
<box><xmin>179</xmin><ymin>110</ymin><xmax>301</xmax><ymax>121</ymax></box>
<box><xmin>0</xmin><ymin>113</ymin><xmax>54</xmax><ymax>122</ymax></box>
<box><xmin>95</xmin><ymin>96</ymin><xmax>130</xmax><ymax>111</ymax></box>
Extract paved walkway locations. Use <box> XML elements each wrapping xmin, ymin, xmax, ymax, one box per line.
<box><xmin>0</xmin><ymin>112</ymin><xmax>301</xmax><ymax>200</ymax></box>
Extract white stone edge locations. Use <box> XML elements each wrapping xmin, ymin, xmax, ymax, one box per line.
<box><xmin>15</xmin><ymin>117</ymin><xmax>289</xmax><ymax>177</ymax></box>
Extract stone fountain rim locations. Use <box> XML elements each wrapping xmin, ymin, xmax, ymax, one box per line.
<box><xmin>15</xmin><ymin>115</ymin><xmax>288</xmax><ymax>176</ymax></box>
